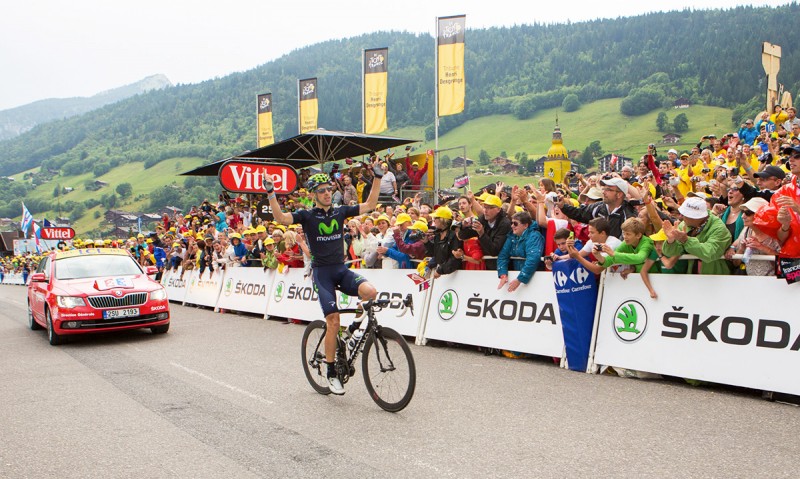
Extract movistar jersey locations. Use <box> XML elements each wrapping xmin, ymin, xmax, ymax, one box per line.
<box><xmin>292</xmin><ymin>205</ymin><xmax>359</xmax><ymax>267</ymax></box>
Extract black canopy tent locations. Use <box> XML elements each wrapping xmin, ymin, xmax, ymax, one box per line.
<box><xmin>181</xmin><ymin>129</ymin><xmax>420</xmax><ymax>177</ymax></box>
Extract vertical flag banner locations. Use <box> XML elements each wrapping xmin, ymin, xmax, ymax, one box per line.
<box><xmin>257</xmin><ymin>93</ymin><xmax>275</xmax><ymax>147</ymax></box>
<box><xmin>298</xmin><ymin>78</ymin><xmax>318</xmax><ymax>134</ymax></box>
<box><xmin>20</xmin><ymin>202</ymin><xmax>33</xmax><ymax>235</ymax></box>
<box><xmin>552</xmin><ymin>259</ymin><xmax>599</xmax><ymax>372</ymax></box>
<box><xmin>363</xmin><ymin>48</ymin><xmax>388</xmax><ymax>134</ymax></box>
<box><xmin>437</xmin><ymin>15</ymin><xmax>466</xmax><ymax>117</ymax></box>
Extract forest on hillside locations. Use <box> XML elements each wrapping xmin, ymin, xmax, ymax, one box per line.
<box><xmin>0</xmin><ymin>4</ymin><xmax>799</xmax><ymax>218</ymax></box>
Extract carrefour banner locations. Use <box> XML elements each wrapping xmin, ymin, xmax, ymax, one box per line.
<box><xmin>552</xmin><ymin>259</ymin><xmax>598</xmax><ymax>372</ymax></box>
<box><xmin>182</xmin><ymin>269</ymin><xmax>224</xmax><ymax>308</ymax></box>
<box><xmin>423</xmin><ymin>270</ymin><xmax>564</xmax><ymax>357</ymax></box>
<box><xmin>363</xmin><ymin>48</ymin><xmax>388</xmax><ymax>134</ymax></box>
<box><xmin>257</xmin><ymin>93</ymin><xmax>275</xmax><ymax>147</ymax></box>
<box><xmin>437</xmin><ymin>15</ymin><xmax>466</xmax><ymax>117</ymax></box>
<box><xmin>216</xmin><ymin>267</ymin><xmax>274</xmax><ymax>315</ymax></box>
<box><xmin>298</xmin><ymin>78</ymin><xmax>318</xmax><ymax>134</ymax></box>
<box><xmin>594</xmin><ymin>274</ymin><xmax>800</xmax><ymax>395</ymax></box>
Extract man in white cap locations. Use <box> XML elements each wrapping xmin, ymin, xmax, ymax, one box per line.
<box><xmin>661</xmin><ymin>196</ymin><xmax>732</xmax><ymax>274</ymax></box>
<box><xmin>559</xmin><ymin>176</ymin><xmax>641</xmax><ymax>239</ymax></box>
<box><xmin>667</xmin><ymin>149</ymin><xmax>679</xmax><ymax>167</ymax></box>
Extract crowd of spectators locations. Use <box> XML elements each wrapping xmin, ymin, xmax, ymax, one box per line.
<box><xmin>3</xmin><ymin>107</ymin><xmax>799</xmax><ymax>298</ymax></box>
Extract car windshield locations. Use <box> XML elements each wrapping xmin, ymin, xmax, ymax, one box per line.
<box><xmin>55</xmin><ymin>255</ymin><xmax>142</xmax><ymax>280</ymax></box>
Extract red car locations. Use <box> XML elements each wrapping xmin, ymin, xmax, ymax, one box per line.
<box><xmin>27</xmin><ymin>248</ymin><xmax>170</xmax><ymax>345</ymax></box>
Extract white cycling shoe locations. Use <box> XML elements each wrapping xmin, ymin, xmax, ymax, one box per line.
<box><xmin>328</xmin><ymin>376</ymin><xmax>345</xmax><ymax>395</ymax></box>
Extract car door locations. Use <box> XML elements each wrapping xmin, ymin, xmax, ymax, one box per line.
<box><xmin>31</xmin><ymin>257</ymin><xmax>50</xmax><ymax>322</ymax></box>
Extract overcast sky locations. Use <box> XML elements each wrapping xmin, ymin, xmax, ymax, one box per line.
<box><xmin>0</xmin><ymin>0</ymin><xmax>784</xmax><ymax>111</ymax></box>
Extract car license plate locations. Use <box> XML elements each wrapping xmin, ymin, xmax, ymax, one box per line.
<box><xmin>103</xmin><ymin>308</ymin><xmax>139</xmax><ymax>319</ymax></box>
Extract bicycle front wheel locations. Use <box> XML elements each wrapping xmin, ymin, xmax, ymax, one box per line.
<box><xmin>301</xmin><ymin>320</ymin><xmax>331</xmax><ymax>395</ymax></box>
<box><xmin>362</xmin><ymin>327</ymin><xmax>416</xmax><ymax>412</ymax></box>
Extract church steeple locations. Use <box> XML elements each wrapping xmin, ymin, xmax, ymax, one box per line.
<box><xmin>547</xmin><ymin>120</ymin><xmax>568</xmax><ymax>160</ymax></box>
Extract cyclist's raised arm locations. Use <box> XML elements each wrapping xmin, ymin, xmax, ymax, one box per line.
<box><xmin>262</xmin><ymin>175</ymin><xmax>294</xmax><ymax>225</ymax></box>
<box><xmin>358</xmin><ymin>174</ymin><xmax>381</xmax><ymax>215</ymax></box>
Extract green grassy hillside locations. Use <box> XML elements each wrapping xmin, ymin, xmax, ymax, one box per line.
<box><xmin>11</xmin><ymin>98</ymin><xmax>733</xmax><ymax>235</ymax></box>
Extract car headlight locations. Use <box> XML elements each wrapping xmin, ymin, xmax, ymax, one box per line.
<box><xmin>56</xmin><ymin>296</ymin><xmax>86</xmax><ymax>308</ymax></box>
<box><xmin>150</xmin><ymin>288</ymin><xmax>168</xmax><ymax>301</ymax></box>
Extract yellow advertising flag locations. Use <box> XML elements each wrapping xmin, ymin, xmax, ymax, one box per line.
<box><xmin>298</xmin><ymin>78</ymin><xmax>318</xmax><ymax>134</ymax></box>
<box><xmin>437</xmin><ymin>15</ymin><xmax>466</xmax><ymax>117</ymax></box>
<box><xmin>257</xmin><ymin>93</ymin><xmax>275</xmax><ymax>147</ymax></box>
<box><xmin>364</xmin><ymin>48</ymin><xmax>388</xmax><ymax>134</ymax></box>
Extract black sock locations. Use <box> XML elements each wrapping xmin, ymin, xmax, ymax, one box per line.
<box><xmin>326</xmin><ymin>361</ymin><xmax>335</xmax><ymax>378</ymax></box>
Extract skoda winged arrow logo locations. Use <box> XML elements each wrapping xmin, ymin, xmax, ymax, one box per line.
<box><xmin>613</xmin><ymin>300</ymin><xmax>648</xmax><ymax>342</ymax></box>
<box><xmin>318</xmin><ymin>219</ymin><xmax>339</xmax><ymax>236</ymax></box>
<box><xmin>274</xmin><ymin>281</ymin><xmax>285</xmax><ymax>302</ymax></box>
<box><xmin>224</xmin><ymin>278</ymin><xmax>233</xmax><ymax>296</ymax></box>
<box><xmin>438</xmin><ymin>289</ymin><xmax>458</xmax><ymax>320</ymax></box>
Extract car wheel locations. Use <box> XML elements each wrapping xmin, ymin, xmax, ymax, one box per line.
<box><xmin>46</xmin><ymin>309</ymin><xmax>64</xmax><ymax>346</ymax></box>
<box><xmin>150</xmin><ymin>323</ymin><xmax>170</xmax><ymax>334</ymax></box>
<box><xmin>28</xmin><ymin>300</ymin><xmax>43</xmax><ymax>331</ymax></box>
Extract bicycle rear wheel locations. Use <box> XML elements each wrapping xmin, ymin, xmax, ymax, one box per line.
<box><xmin>362</xmin><ymin>327</ymin><xmax>416</xmax><ymax>412</ymax></box>
<box><xmin>301</xmin><ymin>320</ymin><xmax>331</xmax><ymax>395</ymax></box>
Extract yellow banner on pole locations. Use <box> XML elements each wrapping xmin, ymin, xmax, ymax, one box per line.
<box><xmin>257</xmin><ymin>93</ymin><xmax>274</xmax><ymax>147</ymax></box>
<box><xmin>364</xmin><ymin>48</ymin><xmax>388</xmax><ymax>134</ymax></box>
<box><xmin>298</xmin><ymin>78</ymin><xmax>318</xmax><ymax>133</ymax></box>
<box><xmin>437</xmin><ymin>15</ymin><xmax>466</xmax><ymax>117</ymax></box>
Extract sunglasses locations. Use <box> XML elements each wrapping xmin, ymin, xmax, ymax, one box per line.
<box><xmin>728</xmin><ymin>187</ymin><xmax>740</xmax><ymax>192</ymax></box>
<box><xmin>742</xmin><ymin>209</ymin><xmax>756</xmax><ymax>216</ymax></box>
<box><xmin>315</xmin><ymin>186</ymin><xmax>334</xmax><ymax>194</ymax></box>
<box><xmin>511</xmin><ymin>221</ymin><xmax>522</xmax><ymax>226</ymax></box>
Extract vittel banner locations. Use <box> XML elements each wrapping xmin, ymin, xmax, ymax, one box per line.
<box><xmin>182</xmin><ymin>269</ymin><xmax>224</xmax><ymax>308</ymax></box>
<box><xmin>593</xmin><ymin>274</ymin><xmax>800</xmax><ymax>396</ymax></box>
<box><xmin>423</xmin><ymin>270</ymin><xmax>564</xmax><ymax>357</ymax></box>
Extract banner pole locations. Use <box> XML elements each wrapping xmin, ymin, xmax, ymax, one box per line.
<box><xmin>296</xmin><ymin>79</ymin><xmax>301</xmax><ymax>135</ymax></box>
<box><xmin>361</xmin><ymin>49</ymin><xmax>366</xmax><ymax>134</ymax></box>
<box><xmin>434</xmin><ymin>17</ymin><xmax>440</xmax><ymax>202</ymax></box>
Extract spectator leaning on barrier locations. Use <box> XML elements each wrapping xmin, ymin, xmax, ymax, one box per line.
<box><xmin>726</xmin><ymin>197</ymin><xmax>781</xmax><ymax>276</ymax></box>
<box><xmin>661</xmin><ymin>196</ymin><xmax>732</xmax><ymax>274</ymax></box>
<box><xmin>558</xmin><ymin>176</ymin><xmax>639</xmax><ymax>239</ymax></box>
<box><xmin>497</xmin><ymin>211</ymin><xmax>544</xmax><ymax>293</ymax></box>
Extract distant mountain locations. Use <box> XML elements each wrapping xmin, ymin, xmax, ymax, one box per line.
<box><xmin>0</xmin><ymin>74</ymin><xmax>172</xmax><ymax>140</ymax></box>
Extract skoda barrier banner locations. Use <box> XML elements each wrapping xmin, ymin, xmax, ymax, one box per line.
<box><xmin>334</xmin><ymin>269</ymin><xmax>425</xmax><ymax>338</ymax></box>
<box><xmin>423</xmin><ymin>271</ymin><xmax>564</xmax><ymax>357</ymax></box>
<box><xmin>182</xmin><ymin>269</ymin><xmax>224</xmax><ymax>308</ymax></box>
<box><xmin>162</xmin><ymin>268</ymin><xmax>188</xmax><ymax>303</ymax></box>
<box><xmin>216</xmin><ymin>268</ymin><xmax>274</xmax><ymax>315</ymax></box>
<box><xmin>266</xmin><ymin>268</ymin><xmax>327</xmax><ymax>322</ymax></box>
<box><xmin>593</xmin><ymin>274</ymin><xmax>800</xmax><ymax>395</ymax></box>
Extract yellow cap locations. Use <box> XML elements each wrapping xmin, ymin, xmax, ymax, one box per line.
<box><xmin>409</xmin><ymin>220</ymin><xmax>429</xmax><ymax>233</ymax></box>
<box><xmin>264</xmin><ymin>237</ymin><xmax>275</xmax><ymax>246</ymax></box>
<box><xmin>375</xmin><ymin>214</ymin><xmax>391</xmax><ymax>224</ymax></box>
<box><xmin>395</xmin><ymin>213</ymin><xmax>413</xmax><ymax>225</ymax></box>
<box><xmin>273</xmin><ymin>225</ymin><xmax>286</xmax><ymax>233</ymax></box>
<box><xmin>173</xmin><ymin>242</ymin><xmax>181</xmax><ymax>248</ymax></box>
<box><xmin>476</xmin><ymin>192</ymin><xmax>490</xmax><ymax>202</ymax></box>
<box><xmin>431</xmin><ymin>207</ymin><xmax>453</xmax><ymax>220</ymax></box>
<box><xmin>650</xmin><ymin>229</ymin><xmax>668</xmax><ymax>242</ymax></box>
<box><xmin>146</xmin><ymin>238</ymin><xmax>153</xmax><ymax>244</ymax></box>
<box><xmin>229</xmin><ymin>232</ymin><xmax>242</xmax><ymax>240</ymax></box>
<box><xmin>255</xmin><ymin>225</ymin><xmax>267</xmax><ymax>233</ymax></box>
<box><xmin>137</xmin><ymin>233</ymin><xmax>144</xmax><ymax>238</ymax></box>
<box><xmin>483</xmin><ymin>194</ymin><xmax>502</xmax><ymax>208</ymax></box>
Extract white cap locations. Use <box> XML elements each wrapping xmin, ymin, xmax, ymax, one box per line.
<box><xmin>600</xmin><ymin>177</ymin><xmax>629</xmax><ymax>195</ymax></box>
<box><xmin>678</xmin><ymin>197</ymin><xmax>709</xmax><ymax>219</ymax></box>
<box><xmin>668</xmin><ymin>149</ymin><xmax>678</xmax><ymax>155</ymax></box>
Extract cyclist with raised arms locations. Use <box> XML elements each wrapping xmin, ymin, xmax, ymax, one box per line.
<box><xmin>263</xmin><ymin>172</ymin><xmax>379</xmax><ymax>395</ymax></box>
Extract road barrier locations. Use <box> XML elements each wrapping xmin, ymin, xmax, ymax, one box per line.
<box><xmin>0</xmin><ymin>273</ymin><xmax>27</xmax><ymax>285</ymax></box>
<box><xmin>8</xmin><ymin>262</ymin><xmax>798</xmax><ymax>396</ymax></box>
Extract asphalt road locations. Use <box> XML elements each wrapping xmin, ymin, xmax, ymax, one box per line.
<box><xmin>1</xmin><ymin>285</ymin><xmax>798</xmax><ymax>478</ymax></box>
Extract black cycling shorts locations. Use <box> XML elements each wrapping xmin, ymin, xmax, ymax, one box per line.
<box><xmin>312</xmin><ymin>264</ymin><xmax>368</xmax><ymax>317</ymax></box>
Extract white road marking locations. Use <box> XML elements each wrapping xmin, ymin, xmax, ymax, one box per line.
<box><xmin>170</xmin><ymin>361</ymin><xmax>274</xmax><ymax>405</ymax></box>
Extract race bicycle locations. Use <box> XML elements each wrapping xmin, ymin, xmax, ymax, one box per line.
<box><xmin>301</xmin><ymin>295</ymin><xmax>416</xmax><ymax>412</ymax></box>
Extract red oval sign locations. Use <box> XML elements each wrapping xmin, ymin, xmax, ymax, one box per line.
<box><xmin>218</xmin><ymin>161</ymin><xmax>299</xmax><ymax>195</ymax></box>
<box><xmin>40</xmin><ymin>227</ymin><xmax>76</xmax><ymax>240</ymax></box>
